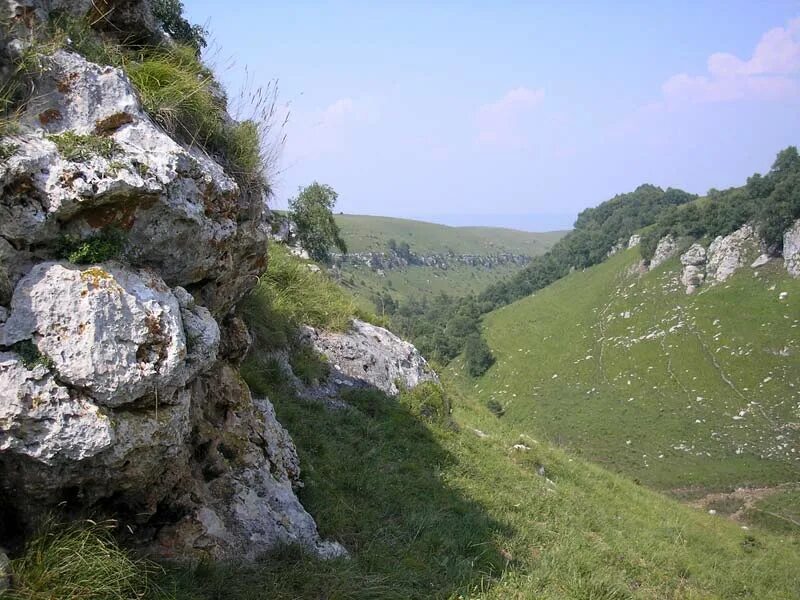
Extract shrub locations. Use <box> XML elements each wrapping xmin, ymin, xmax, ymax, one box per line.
<box><xmin>56</xmin><ymin>229</ymin><xmax>125</xmax><ymax>264</ymax></box>
<box><xmin>464</xmin><ymin>333</ymin><xmax>494</xmax><ymax>377</ymax></box>
<box><xmin>5</xmin><ymin>519</ymin><xmax>160</xmax><ymax>600</ymax></box>
<box><xmin>398</xmin><ymin>381</ymin><xmax>450</xmax><ymax>423</ymax></box>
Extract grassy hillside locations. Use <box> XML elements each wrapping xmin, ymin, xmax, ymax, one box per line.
<box><xmin>159</xmin><ymin>376</ymin><xmax>800</xmax><ymax>599</ymax></box>
<box><xmin>332</xmin><ymin>215</ymin><xmax>565</xmax><ymax>312</ymax></box>
<box><xmin>448</xmin><ymin>248</ymin><xmax>800</xmax><ymax>495</ymax></box>
<box><xmin>12</xmin><ymin>245</ymin><xmax>800</xmax><ymax>600</ymax></box>
<box><xmin>334</xmin><ymin>214</ymin><xmax>566</xmax><ymax>256</ymax></box>
<box><xmin>340</xmin><ymin>262</ymin><xmax>526</xmax><ymax>309</ymax></box>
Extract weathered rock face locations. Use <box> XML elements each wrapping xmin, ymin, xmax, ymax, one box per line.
<box><xmin>680</xmin><ymin>243</ymin><xmax>706</xmax><ymax>294</ymax></box>
<box><xmin>1</xmin><ymin>49</ymin><xmax>268</xmax><ymax>315</ymax></box>
<box><xmin>706</xmin><ymin>224</ymin><xmax>757</xmax><ymax>283</ymax></box>
<box><xmin>784</xmin><ymin>219</ymin><xmax>800</xmax><ymax>278</ymax></box>
<box><xmin>301</xmin><ymin>319</ymin><xmax>438</xmax><ymax>397</ymax></box>
<box><xmin>649</xmin><ymin>235</ymin><xmax>677</xmax><ymax>269</ymax></box>
<box><xmin>627</xmin><ymin>234</ymin><xmax>641</xmax><ymax>248</ymax></box>
<box><xmin>0</xmin><ymin>3</ymin><xmax>339</xmax><ymax>561</ymax></box>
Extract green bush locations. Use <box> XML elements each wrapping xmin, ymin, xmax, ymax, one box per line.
<box><xmin>5</xmin><ymin>520</ymin><xmax>161</xmax><ymax>600</ymax></box>
<box><xmin>56</xmin><ymin>229</ymin><xmax>125</xmax><ymax>264</ymax></box>
<box><xmin>463</xmin><ymin>333</ymin><xmax>494</xmax><ymax>377</ymax></box>
<box><xmin>289</xmin><ymin>183</ymin><xmax>348</xmax><ymax>263</ymax></box>
<box><xmin>398</xmin><ymin>381</ymin><xmax>450</xmax><ymax>423</ymax></box>
<box><xmin>151</xmin><ymin>0</ymin><xmax>208</xmax><ymax>53</ymax></box>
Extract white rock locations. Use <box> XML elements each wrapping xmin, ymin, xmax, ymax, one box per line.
<box><xmin>627</xmin><ymin>234</ymin><xmax>641</xmax><ymax>248</ymax></box>
<box><xmin>706</xmin><ymin>224</ymin><xmax>757</xmax><ymax>283</ymax></box>
<box><xmin>751</xmin><ymin>254</ymin><xmax>771</xmax><ymax>268</ymax></box>
<box><xmin>649</xmin><ymin>235</ymin><xmax>678</xmax><ymax>269</ymax></box>
<box><xmin>679</xmin><ymin>243</ymin><xmax>707</xmax><ymax>294</ymax></box>
<box><xmin>785</xmin><ymin>219</ymin><xmax>800</xmax><ymax>277</ymax></box>
<box><xmin>779</xmin><ymin>292</ymin><xmax>788</xmax><ymax>300</ymax></box>
<box><xmin>0</xmin><ymin>352</ymin><xmax>112</xmax><ymax>463</ymax></box>
<box><xmin>301</xmin><ymin>319</ymin><xmax>438</xmax><ymax>396</ymax></box>
<box><xmin>2</xmin><ymin>262</ymin><xmax>218</xmax><ymax>406</ymax></box>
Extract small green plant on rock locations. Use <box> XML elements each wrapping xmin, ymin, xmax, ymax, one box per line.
<box><xmin>56</xmin><ymin>229</ymin><xmax>125</xmax><ymax>264</ymax></box>
<box><xmin>11</xmin><ymin>340</ymin><xmax>54</xmax><ymax>370</ymax></box>
<box><xmin>47</xmin><ymin>132</ymin><xmax>121</xmax><ymax>162</ymax></box>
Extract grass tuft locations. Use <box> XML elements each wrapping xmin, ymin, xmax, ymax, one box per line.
<box><xmin>47</xmin><ymin>132</ymin><xmax>120</xmax><ymax>162</ymax></box>
<box><xmin>5</xmin><ymin>519</ymin><xmax>161</xmax><ymax>600</ymax></box>
<box><xmin>239</xmin><ymin>243</ymin><xmax>357</xmax><ymax>351</ymax></box>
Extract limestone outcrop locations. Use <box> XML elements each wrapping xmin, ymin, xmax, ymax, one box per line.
<box><xmin>784</xmin><ymin>219</ymin><xmax>800</xmax><ymax>278</ymax></box>
<box><xmin>649</xmin><ymin>235</ymin><xmax>678</xmax><ymax>269</ymax></box>
<box><xmin>0</xmin><ymin>1</ymin><xmax>339</xmax><ymax>561</ymax></box>
<box><xmin>674</xmin><ymin>224</ymin><xmax>761</xmax><ymax>294</ymax></box>
<box><xmin>680</xmin><ymin>243</ymin><xmax>706</xmax><ymax>294</ymax></box>
<box><xmin>706</xmin><ymin>224</ymin><xmax>757</xmax><ymax>283</ymax></box>
<box><xmin>301</xmin><ymin>319</ymin><xmax>438</xmax><ymax>397</ymax></box>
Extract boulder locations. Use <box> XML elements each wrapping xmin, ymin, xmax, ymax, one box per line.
<box><xmin>1</xmin><ymin>262</ymin><xmax>218</xmax><ymax>407</ymax></box>
<box><xmin>784</xmin><ymin>219</ymin><xmax>800</xmax><ymax>278</ymax></box>
<box><xmin>627</xmin><ymin>234</ymin><xmax>641</xmax><ymax>248</ymax></box>
<box><xmin>706</xmin><ymin>224</ymin><xmax>757</xmax><ymax>283</ymax></box>
<box><xmin>680</xmin><ymin>243</ymin><xmax>707</xmax><ymax>294</ymax></box>
<box><xmin>301</xmin><ymin>319</ymin><xmax>438</xmax><ymax>397</ymax></box>
<box><xmin>649</xmin><ymin>235</ymin><xmax>677</xmax><ymax>269</ymax></box>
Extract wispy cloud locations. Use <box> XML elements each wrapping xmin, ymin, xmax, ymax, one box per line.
<box><xmin>661</xmin><ymin>17</ymin><xmax>800</xmax><ymax>104</ymax></box>
<box><xmin>476</xmin><ymin>87</ymin><xmax>545</xmax><ymax>146</ymax></box>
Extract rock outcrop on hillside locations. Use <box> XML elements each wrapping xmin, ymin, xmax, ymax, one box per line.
<box><xmin>0</xmin><ymin>1</ymin><xmax>343</xmax><ymax>560</ymax></box>
<box><xmin>785</xmin><ymin>219</ymin><xmax>800</xmax><ymax>278</ymax></box>
<box><xmin>301</xmin><ymin>319</ymin><xmax>438</xmax><ymax>397</ymax></box>
<box><xmin>649</xmin><ymin>234</ymin><xmax>678</xmax><ymax>269</ymax></box>
<box><xmin>679</xmin><ymin>243</ymin><xmax>706</xmax><ymax>294</ymax></box>
<box><xmin>675</xmin><ymin>224</ymin><xmax>761</xmax><ymax>294</ymax></box>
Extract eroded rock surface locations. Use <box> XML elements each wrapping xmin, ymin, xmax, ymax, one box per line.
<box><xmin>649</xmin><ymin>235</ymin><xmax>677</xmax><ymax>269</ymax></box>
<box><xmin>785</xmin><ymin>219</ymin><xmax>800</xmax><ymax>278</ymax></box>
<box><xmin>301</xmin><ymin>319</ymin><xmax>438</xmax><ymax>397</ymax></box>
<box><xmin>706</xmin><ymin>224</ymin><xmax>757</xmax><ymax>283</ymax></box>
<box><xmin>680</xmin><ymin>243</ymin><xmax>706</xmax><ymax>294</ymax></box>
<box><xmin>0</xmin><ymin>4</ymin><xmax>338</xmax><ymax>561</ymax></box>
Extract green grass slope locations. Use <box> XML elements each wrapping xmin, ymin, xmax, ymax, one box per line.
<box><xmin>449</xmin><ymin>248</ymin><xmax>800</xmax><ymax>494</ymax></box>
<box><xmin>159</xmin><ymin>378</ymin><xmax>800</xmax><ymax>599</ymax></box>
<box><xmin>154</xmin><ymin>251</ymin><xmax>800</xmax><ymax>599</ymax></box>
<box><xmin>334</xmin><ymin>214</ymin><xmax>566</xmax><ymax>256</ymax></box>
<box><xmin>334</xmin><ymin>215</ymin><xmax>566</xmax><ymax>310</ymax></box>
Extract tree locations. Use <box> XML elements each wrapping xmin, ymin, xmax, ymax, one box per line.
<box><xmin>289</xmin><ymin>182</ymin><xmax>348</xmax><ymax>263</ymax></box>
<box><xmin>464</xmin><ymin>334</ymin><xmax>494</xmax><ymax>377</ymax></box>
<box><xmin>151</xmin><ymin>0</ymin><xmax>208</xmax><ymax>53</ymax></box>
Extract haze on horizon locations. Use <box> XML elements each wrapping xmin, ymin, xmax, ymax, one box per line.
<box><xmin>186</xmin><ymin>1</ymin><xmax>800</xmax><ymax>231</ymax></box>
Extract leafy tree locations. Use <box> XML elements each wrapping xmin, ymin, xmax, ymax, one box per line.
<box><xmin>289</xmin><ymin>182</ymin><xmax>348</xmax><ymax>263</ymax></box>
<box><xmin>464</xmin><ymin>334</ymin><xmax>494</xmax><ymax>377</ymax></box>
<box><xmin>152</xmin><ymin>0</ymin><xmax>208</xmax><ymax>53</ymax></box>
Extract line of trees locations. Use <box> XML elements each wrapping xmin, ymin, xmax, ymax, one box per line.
<box><xmin>640</xmin><ymin>147</ymin><xmax>800</xmax><ymax>261</ymax></box>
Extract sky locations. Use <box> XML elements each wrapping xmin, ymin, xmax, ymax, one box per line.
<box><xmin>185</xmin><ymin>1</ymin><xmax>800</xmax><ymax>231</ymax></box>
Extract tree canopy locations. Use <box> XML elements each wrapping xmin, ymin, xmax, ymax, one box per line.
<box><xmin>289</xmin><ymin>182</ymin><xmax>348</xmax><ymax>263</ymax></box>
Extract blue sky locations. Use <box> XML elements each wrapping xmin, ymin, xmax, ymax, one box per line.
<box><xmin>186</xmin><ymin>1</ymin><xmax>800</xmax><ymax>230</ymax></box>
